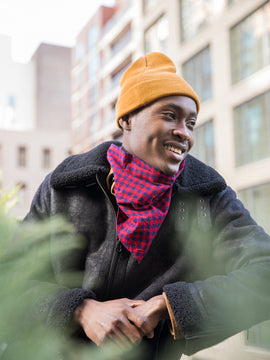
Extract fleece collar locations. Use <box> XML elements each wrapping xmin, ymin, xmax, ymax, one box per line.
<box><xmin>50</xmin><ymin>141</ymin><xmax>226</xmax><ymax>196</ymax></box>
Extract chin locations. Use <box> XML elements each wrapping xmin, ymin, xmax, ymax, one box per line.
<box><xmin>161</xmin><ymin>166</ymin><xmax>180</xmax><ymax>176</ymax></box>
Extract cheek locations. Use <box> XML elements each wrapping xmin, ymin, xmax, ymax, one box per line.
<box><xmin>189</xmin><ymin>133</ymin><xmax>195</xmax><ymax>148</ymax></box>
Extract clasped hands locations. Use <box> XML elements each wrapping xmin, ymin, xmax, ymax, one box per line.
<box><xmin>74</xmin><ymin>295</ymin><xmax>169</xmax><ymax>348</ymax></box>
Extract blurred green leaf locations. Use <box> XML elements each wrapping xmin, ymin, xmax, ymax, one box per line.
<box><xmin>0</xmin><ymin>187</ymin><xmax>140</xmax><ymax>360</ymax></box>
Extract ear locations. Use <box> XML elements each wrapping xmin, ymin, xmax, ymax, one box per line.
<box><xmin>119</xmin><ymin>115</ymin><xmax>132</xmax><ymax>131</ymax></box>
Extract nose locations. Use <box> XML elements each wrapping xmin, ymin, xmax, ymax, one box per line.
<box><xmin>172</xmin><ymin>123</ymin><xmax>190</xmax><ymax>140</ymax></box>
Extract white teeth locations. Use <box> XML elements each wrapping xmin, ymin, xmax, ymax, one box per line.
<box><xmin>165</xmin><ymin>145</ymin><xmax>182</xmax><ymax>155</ymax></box>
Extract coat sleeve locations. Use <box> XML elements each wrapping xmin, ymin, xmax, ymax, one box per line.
<box><xmin>24</xmin><ymin>173</ymin><xmax>52</xmax><ymax>221</ymax></box>
<box><xmin>23</xmin><ymin>175</ymin><xmax>97</xmax><ymax>332</ymax></box>
<box><xmin>163</xmin><ymin>186</ymin><xmax>270</xmax><ymax>355</ymax></box>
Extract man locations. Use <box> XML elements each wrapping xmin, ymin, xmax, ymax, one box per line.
<box><xmin>25</xmin><ymin>52</ymin><xmax>270</xmax><ymax>359</ymax></box>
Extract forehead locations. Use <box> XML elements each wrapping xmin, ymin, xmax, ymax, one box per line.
<box><xmin>150</xmin><ymin>95</ymin><xmax>198</xmax><ymax>113</ymax></box>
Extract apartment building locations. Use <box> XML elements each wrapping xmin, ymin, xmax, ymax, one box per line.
<box><xmin>71</xmin><ymin>0</ymin><xmax>144</xmax><ymax>153</ymax></box>
<box><xmin>72</xmin><ymin>0</ymin><xmax>270</xmax><ymax>358</ymax></box>
<box><xmin>143</xmin><ymin>1</ymin><xmax>270</xmax><ymax>359</ymax></box>
<box><xmin>0</xmin><ymin>36</ymin><xmax>72</xmax><ymax>218</ymax></box>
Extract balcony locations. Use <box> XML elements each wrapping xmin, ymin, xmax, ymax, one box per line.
<box><xmin>102</xmin><ymin>1</ymin><xmax>131</xmax><ymax>36</ymax></box>
<box><xmin>111</xmin><ymin>30</ymin><xmax>132</xmax><ymax>58</ymax></box>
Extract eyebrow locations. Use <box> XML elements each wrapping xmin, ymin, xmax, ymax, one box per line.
<box><xmin>160</xmin><ymin>103</ymin><xmax>198</xmax><ymax>117</ymax></box>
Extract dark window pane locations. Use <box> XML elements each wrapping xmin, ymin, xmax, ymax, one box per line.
<box><xmin>190</xmin><ymin>120</ymin><xmax>215</xmax><ymax>167</ymax></box>
<box><xmin>230</xmin><ymin>2</ymin><xmax>270</xmax><ymax>83</ymax></box>
<box><xmin>144</xmin><ymin>15</ymin><xmax>169</xmax><ymax>54</ymax></box>
<box><xmin>234</xmin><ymin>91</ymin><xmax>270</xmax><ymax>166</ymax></box>
<box><xmin>183</xmin><ymin>46</ymin><xmax>213</xmax><ymax>102</ymax></box>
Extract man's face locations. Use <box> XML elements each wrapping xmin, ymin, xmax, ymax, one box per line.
<box><xmin>120</xmin><ymin>95</ymin><xmax>197</xmax><ymax>176</ymax></box>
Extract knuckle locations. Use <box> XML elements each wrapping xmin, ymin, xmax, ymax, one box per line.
<box><xmin>112</xmin><ymin>316</ymin><xmax>122</xmax><ymax>327</ymax></box>
<box><xmin>133</xmin><ymin>334</ymin><xmax>142</xmax><ymax>344</ymax></box>
<box><xmin>97</xmin><ymin>334</ymin><xmax>105</xmax><ymax>346</ymax></box>
<box><xmin>138</xmin><ymin>316</ymin><xmax>148</xmax><ymax>331</ymax></box>
<box><xmin>107</xmin><ymin>324</ymin><xmax>116</xmax><ymax>334</ymax></box>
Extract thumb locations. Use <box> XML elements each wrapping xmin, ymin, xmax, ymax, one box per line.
<box><xmin>146</xmin><ymin>331</ymin><xmax>154</xmax><ymax>339</ymax></box>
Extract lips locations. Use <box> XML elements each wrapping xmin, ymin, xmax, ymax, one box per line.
<box><xmin>165</xmin><ymin>145</ymin><xmax>182</xmax><ymax>155</ymax></box>
<box><xmin>164</xmin><ymin>144</ymin><xmax>186</xmax><ymax>156</ymax></box>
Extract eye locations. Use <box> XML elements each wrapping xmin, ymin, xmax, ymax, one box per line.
<box><xmin>186</xmin><ymin>119</ymin><xmax>197</xmax><ymax>129</ymax></box>
<box><xmin>162</xmin><ymin>112</ymin><xmax>176</xmax><ymax>121</ymax></box>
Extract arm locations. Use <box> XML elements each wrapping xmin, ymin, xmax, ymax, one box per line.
<box><xmin>23</xmin><ymin>175</ymin><xmax>97</xmax><ymax>332</ymax></box>
<box><xmin>74</xmin><ymin>298</ymin><xmax>145</xmax><ymax>346</ymax></box>
<box><xmin>24</xmin><ymin>173</ymin><xmax>52</xmax><ymax>222</ymax></box>
<box><xmin>73</xmin><ymin>295</ymin><xmax>169</xmax><ymax>347</ymax></box>
<box><xmin>164</xmin><ymin>187</ymin><xmax>270</xmax><ymax>355</ymax></box>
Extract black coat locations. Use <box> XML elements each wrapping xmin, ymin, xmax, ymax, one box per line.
<box><xmin>25</xmin><ymin>141</ymin><xmax>270</xmax><ymax>357</ymax></box>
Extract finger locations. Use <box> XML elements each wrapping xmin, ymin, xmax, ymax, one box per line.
<box><xmin>108</xmin><ymin>327</ymin><xmax>133</xmax><ymax>348</ymax></box>
<box><xmin>146</xmin><ymin>331</ymin><xmax>154</xmax><ymax>339</ymax></box>
<box><xmin>117</xmin><ymin>317</ymin><xmax>143</xmax><ymax>344</ymax></box>
<box><xmin>121</xmin><ymin>298</ymin><xmax>145</xmax><ymax>307</ymax></box>
<box><xmin>127</xmin><ymin>310</ymin><xmax>151</xmax><ymax>337</ymax></box>
<box><xmin>99</xmin><ymin>314</ymin><xmax>142</xmax><ymax>346</ymax></box>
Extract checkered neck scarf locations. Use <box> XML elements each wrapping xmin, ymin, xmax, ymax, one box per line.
<box><xmin>107</xmin><ymin>144</ymin><xmax>184</xmax><ymax>263</ymax></box>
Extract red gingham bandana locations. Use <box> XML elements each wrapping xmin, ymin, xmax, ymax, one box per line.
<box><xmin>107</xmin><ymin>144</ymin><xmax>185</xmax><ymax>263</ymax></box>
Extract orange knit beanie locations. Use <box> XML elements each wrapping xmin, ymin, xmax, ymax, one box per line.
<box><xmin>115</xmin><ymin>52</ymin><xmax>200</xmax><ymax>127</ymax></box>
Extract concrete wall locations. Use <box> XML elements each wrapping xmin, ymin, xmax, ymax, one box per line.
<box><xmin>0</xmin><ymin>129</ymin><xmax>71</xmax><ymax>218</ymax></box>
<box><xmin>0</xmin><ymin>34</ymin><xmax>35</xmax><ymax>130</ymax></box>
<box><xmin>32</xmin><ymin>43</ymin><xmax>71</xmax><ymax>131</ymax></box>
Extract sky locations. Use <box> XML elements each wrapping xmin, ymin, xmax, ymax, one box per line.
<box><xmin>0</xmin><ymin>0</ymin><xmax>115</xmax><ymax>63</ymax></box>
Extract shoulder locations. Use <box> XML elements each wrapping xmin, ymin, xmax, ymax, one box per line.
<box><xmin>175</xmin><ymin>155</ymin><xmax>227</xmax><ymax>195</ymax></box>
<box><xmin>50</xmin><ymin>140</ymin><xmax>121</xmax><ymax>189</ymax></box>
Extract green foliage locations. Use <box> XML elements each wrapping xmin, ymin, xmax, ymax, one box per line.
<box><xmin>0</xmin><ymin>213</ymin><xmax>73</xmax><ymax>359</ymax></box>
<box><xmin>0</xmin><ymin>206</ymin><xmax>141</xmax><ymax>359</ymax></box>
<box><xmin>0</xmin><ymin>181</ymin><xmax>21</xmax><ymax>215</ymax></box>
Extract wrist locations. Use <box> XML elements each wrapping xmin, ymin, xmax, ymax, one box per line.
<box><xmin>73</xmin><ymin>298</ymin><xmax>96</xmax><ymax>325</ymax></box>
<box><xmin>151</xmin><ymin>295</ymin><xmax>170</xmax><ymax>320</ymax></box>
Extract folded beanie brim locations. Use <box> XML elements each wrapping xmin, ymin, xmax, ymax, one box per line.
<box><xmin>115</xmin><ymin>52</ymin><xmax>200</xmax><ymax>127</ymax></box>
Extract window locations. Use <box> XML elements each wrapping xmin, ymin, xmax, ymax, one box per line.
<box><xmin>239</xmin><ymin>182</ymin><xmax>270</xmax><ymax>234</ymax></box>
<box><xmin>88</xmin><ymin>54</ymin><xmax>100</xmax><ymax>82</ymax></box>
<box><xmin>180</xmin><ymin>0</ymin><xmax>224</xmax><ymax>42</ymax></box>
<box><xmin>77</xmin><ymin>71</ymin><xmax>84</xmax><ymax>88</ymax></box>
<box><xmin>88</xmin><ymin>26</ymin><xmax>99</xmax><ymax>52</ymax></box>
<box><xmin>76</xmin><ymin>121</ymin><xmax>86</xmax><ymax>143</ymax></box>
<box><xmin>42</xmin><ymin>149</ymin><xmax>51</xmax><ymax>169</ymax></box>
<box><xmin>190</xmin><ymin>120</ymin><xmax>215</xmax><ymax>167</ymax></box>
<box><xmin>8</xmin><ymin>96</ymin><xmax>15</xmax><ymax>109</ymax></box>
<box><xmin>104</xmin><ymin>103</ymin><xmax>117</xmax><ymax>124</ymax></box>
<box><xmin>110</xmin><ymin>103</ymin><xmax>116</xmax><ymax>124</ymax></box>
<box><xmin>182</xmin><ymin>46</ymin><xmax>213</xmax><ymax>102</ymax></box>
<box><xmin>143</xmin><ymin>0</ymin><xmax>162</xmax><ymax>13</ymax></box>
<box><xmin>78</xmin><ymin>99</ymin><xmax>84</xmax><ymax>117</ymax></box>
<box><xmin>111</xmin><ymin>62</ymin><xmax>131</xmax><ymax>89</ymax></box>
<box><xmin>90</xmin><ymin>113</ymin><xmax>99</xmax><ymax>133</ymax></box>
<box><xmin>234</xmin><ymin>91</ymin><xmax>270</xmax><ymax>166</ymax></box>
<box><xmin>145</xmin><ymin>15</ymin><xmax>169</xmax><ymax>54</ymax></box>
<box><xmin>6</xmin><ymin>95</ymin><xmax>16</xmax><ymax>125</ymax></box>
<box><xmin>90</xmin><ymin>86</ymin><xmax>97</xmax><ymax>107</ymax></box>
<box><xmin>230</xmin><ymin>2</ymin><xmax>270</xmax><ymax>83</ymax></box>
<box><xmin>238</xmin><ymin>182</ymin><xmax>270</xmax><ymax>350</ymax></box>
<box><xmin>18</xmin><ymin>146</ymin><xmax>27</xmax><ymax>168</ymax></box>
<box><xmin>111</xmin><ymin>29</ymin><xmax>132</xmax><ymax>57</ymax></box>
<box><xmin>75</xmin><ymin>42</ymin><xmax>85</xmax><ymax>61</ymax></box>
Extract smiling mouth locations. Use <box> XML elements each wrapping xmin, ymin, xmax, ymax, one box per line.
<box><xmin>164</xmin><ymin>145</ymin><xmax>184</xmax><ymax>155</ymax></box>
